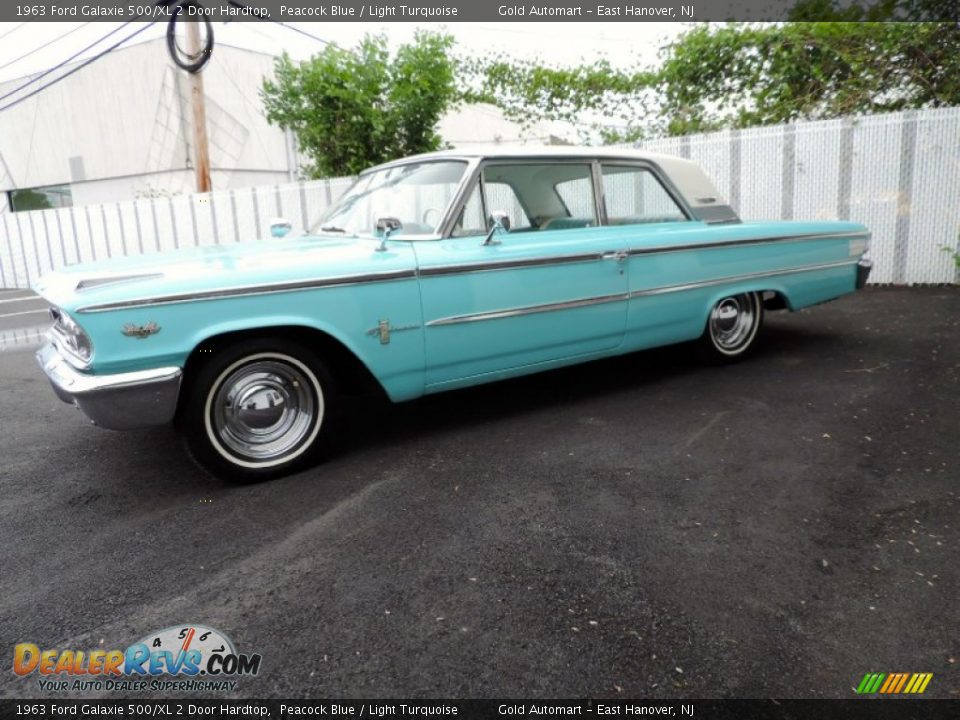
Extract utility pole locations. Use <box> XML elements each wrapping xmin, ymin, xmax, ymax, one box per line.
<box><xmin>185</xmin><ymin>19</ymin><xmax>212</xmax><ymax>193</ymax></box>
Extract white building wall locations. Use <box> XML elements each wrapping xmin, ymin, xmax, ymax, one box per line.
<box><xmin>0</xmin><ymin>38</ymin><xmax>290</xmax><ymax>204</ymax></box>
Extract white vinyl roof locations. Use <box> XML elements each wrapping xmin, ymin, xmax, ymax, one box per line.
<box><xmin>371</xmin><ymin>145</ymin><xmax>728</xmax><ymax>211</ymax></box>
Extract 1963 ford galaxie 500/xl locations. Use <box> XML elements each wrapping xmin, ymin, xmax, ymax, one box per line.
<box><xmin>34</xmin><ymin>148</ymin><xmax>872</xmax><ymax>481</ymax></box>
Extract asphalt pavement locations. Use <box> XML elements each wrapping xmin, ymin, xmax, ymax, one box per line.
<box><xmin>0</xmin><ymin>287</ymin><xmax>957</xmax><ymax>699</ymax></box>
<box><xmin>0</xmin><ymin>290</ymin><xmax>49</xmax><ymax>350</ymax></box>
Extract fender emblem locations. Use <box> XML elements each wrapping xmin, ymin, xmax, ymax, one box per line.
<box><xmin>122</xmin><ymin>322</ymin><xmax>161</xmax><ymax>339</ymax></box>
<box><xmin>365</xmin><ymin>319</ymin><xmax>420</xmax><ymax>345</ymax></box>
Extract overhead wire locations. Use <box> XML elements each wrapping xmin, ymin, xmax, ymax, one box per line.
<box><xmin>0</xmin><ymin>1</ymin><xmax>340</xmax><ymax>115</ymax></box>
<box><xmin>0</xmin><ymin>20</ymin><xmax>153</xmax><ymax>105</ymax></box>
<box><xmin>0</xmin><ymin>22</ymin><xmax>28</xmax><ymax>43</ymax></box>
<box><xmin>0</xmin><ymin>22</ymin><xmax>93</xmax><ymax>73</ymax></box>
<box><xmin>225</xmin><ymin>0</ymin><xmax>337</xmax><ymax>49</ymax></box>
<box><xmin>0</xmin><ymin>21</ymin><xmax>157</xmax><ymax>113</ymax></box>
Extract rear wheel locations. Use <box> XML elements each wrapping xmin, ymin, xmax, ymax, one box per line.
<box><xmin>697</xmin><ymin>291</ymin><xmax>764</xmax><ymax>363</ymax></box>
<box><xmin>177</xmin><ymin>338</ymin><xmax>338</xmax><ymax>482</ymax></box>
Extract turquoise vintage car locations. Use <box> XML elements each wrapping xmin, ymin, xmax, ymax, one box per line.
<box><xmin>34</xmin><ymin>148</ymin><xmax>872</xmax><ymax>481</ymax></box>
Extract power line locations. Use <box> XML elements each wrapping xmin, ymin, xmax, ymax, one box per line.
<box><xmin>0</xmin><ymin>22</ymin><xmax>93</xmax><ymax>73</ymax></box>
<box><xmin>269</xmin><ymin>21</ymin><xmax>335</xmax><ymax>48</ymax></box>
<box><xmin>0</xmin><ymin>18</ymin><xmax>156</xmax><ymax>106</ymax></box>
<box><xmin>226</xmin><ymin>1</ymin><xmax>336</xmax><ymax>49</ymax></box>
<box><xmin>0</xmin><ymin>23</ymin><xmax>28</xmax><ymax>43</ymax></box>
<box><xmin>0</xmin><ymin>21</ymin><xmax>157</xmax><ymax>114</ymax></box>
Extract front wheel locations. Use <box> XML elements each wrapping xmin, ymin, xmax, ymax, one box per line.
<box><xmin>697</xmin><ymin>291</ymin><xmax>764</xmax><ymax>363</ymax></box>
<box><xmin>176</xmin><ymin>338</ymin><xmax>338</xmax><ymax>482</ymax></box>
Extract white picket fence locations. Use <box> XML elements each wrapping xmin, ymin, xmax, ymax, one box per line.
<box><xmin>1</xmin><ymin>107</ymin><xmax>959</xmax><ymax>288</ymax></box>
<box><xmin>0</xmin><ymin>177</ymin><xmax>354</xmax><ymax>290</ymax></box>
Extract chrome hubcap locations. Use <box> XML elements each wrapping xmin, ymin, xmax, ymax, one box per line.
<box><xmin>710</xmin><ymin>294</ymin><xmax>756</xmax><ymax>351</ymax></box>
<box><xmin>211</xmin><ymin>359</ymin><xmax>319</xmax><ymax>463</ymax></box>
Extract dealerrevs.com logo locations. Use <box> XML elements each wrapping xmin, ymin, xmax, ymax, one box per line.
<box><xmin>13</xmin><ymin>624</ymin><xmax>262</xmax><ymax>693</ymax></box>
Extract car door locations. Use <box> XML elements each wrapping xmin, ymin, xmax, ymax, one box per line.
<box><xmin>598</xmin><ymin>162</ymin><xmax>707</xmax><ymax>348</ymax></box>
<box><xmin>414</xmin><ymin>160</ymin><xmax>629</xmax><ymax>390</ymax></box>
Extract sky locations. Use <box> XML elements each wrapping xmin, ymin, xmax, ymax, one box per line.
<box><xmin>0</xmin><ymin>21</ymin><xmax>689</xmax><ymax>85</ymax></box>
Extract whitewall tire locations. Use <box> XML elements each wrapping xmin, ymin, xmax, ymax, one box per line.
<box><xmin>177</xmin><ymin>338</ymin><xmax>339</xmax><ymax>482</ymax></box>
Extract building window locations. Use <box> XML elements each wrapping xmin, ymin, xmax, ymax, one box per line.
<box><xmin>7</xmin><ymin>185</ymin><xmax>73</xmax><ymax>212</ymax></box>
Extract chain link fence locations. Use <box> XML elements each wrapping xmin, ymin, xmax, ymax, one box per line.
<box><xmin>634</xmin><ymin>107</ymin><xmax>960</xmax><ymax>285</ymax></box>
<box><xmin>1</xmin><ymin>107</ymin><xmax>959</xmax><ymax>289</ymax></box>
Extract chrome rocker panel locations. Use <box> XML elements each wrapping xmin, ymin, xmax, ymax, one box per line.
<box><xmin>36</xmin><ymin>342</ymin><xmax>182</xmax><ymax>431</ymax></box>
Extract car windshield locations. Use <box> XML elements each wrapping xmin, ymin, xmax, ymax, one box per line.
<box><xmin>313</xmin><ymin>160</ymin><xmax>468</xmax><ymax>238</ymax></box>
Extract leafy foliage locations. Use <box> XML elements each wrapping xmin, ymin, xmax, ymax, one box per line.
<box><xmin>655</xmin><ymin>21</ymin><xmax>960</xmax><ymax>136</ymax></box>
<box><xmin>460</xmin><ymin>55</ymin><xmax>654</xmax><ymax>142</ymax></box>
<box><xmin>261</xmin><ymin>32</ymin><xmax>457</xmax><ymax>178</ymax></box>
<box><xmin>463</xmin><ymin>4</ymin><xmax>960</xmax><ymax>141</ymax></box>
<box><xmin>263</xmin><ymin>7</ymin><xmax>960</xmax><ymax>170</ymax></box>
<box><xmin>944</xmin><ymin>245</ymin><xmax>960</xmax><ymax>270</ymax></box>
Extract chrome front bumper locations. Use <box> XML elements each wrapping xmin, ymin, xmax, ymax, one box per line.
<box><xmin>36</xmin><ymin>342</ymin><xmax>182</xmax><ymax>430</ymax></box>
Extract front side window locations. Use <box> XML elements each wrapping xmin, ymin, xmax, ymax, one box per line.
<box><xmin>452</xmin><ymin>181</ymin><xmax>486</xmax><ymax>237</ymax></box>
<box><xmin>483</xmin><ymin>180</ymin><xmax>532</xmax><ymax>231</ymax></box>
<box><xmin>601</xmin><ymin>165</ymin><xmax>687</xmax><ymax>225</ymax></box>
<box><xmin>314</xmin><ymin>161</ymin><xmax>467</xmax><ymax>238</ymax></box>
<box><xmin>481</xmin><ymin>163</ymin><xmax>597</xmax><ymax>233</ymax></box>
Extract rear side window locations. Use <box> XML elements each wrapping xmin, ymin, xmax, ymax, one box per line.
<box><xmin>602</xmin><ymin>165</ymin><xmax>687</xmax><ymax>225</ymax></box>
<box><xmin>555</xmin><ymin>176</ymin><xmax>595</xmax><ymax>218</ymax></box>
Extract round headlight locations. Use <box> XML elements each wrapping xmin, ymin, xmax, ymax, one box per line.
<box><xmin>56</xmin><ymin>311</ymin><xmax>94</xmax><ymax>366</ymax></box>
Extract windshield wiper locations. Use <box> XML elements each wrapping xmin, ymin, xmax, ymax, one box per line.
<box><xmin>319</xmin><ymin>226</ymin><xmax>348</xmax><ymax>234</ymax></box>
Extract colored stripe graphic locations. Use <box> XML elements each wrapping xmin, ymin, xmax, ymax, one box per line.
<box><xmin>893</xmin><ymin>673</ymin><xmax>909</xmax><ymax>693</ymax></box>
<box><xmin>857</xmin><ymin>672</ymin><xmax>932</xmax><ymax>694</ymax></box>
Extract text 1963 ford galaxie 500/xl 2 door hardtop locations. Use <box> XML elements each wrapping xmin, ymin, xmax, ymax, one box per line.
<box><xmin>34</xmin><ymin>148</ymin><xmax>872</xmax><ymax>481</ymax></box>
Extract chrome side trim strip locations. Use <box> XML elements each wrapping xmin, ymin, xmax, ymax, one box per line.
<box><xmin>421</xmin><ymin>231</ymin><xmax>867</xmax><ymax>278</ymax></box>
<box><xmin>628</xmin><ymin>230</ymin><xmax>868</xmax><ymax>257</ymax></box>
<box><xmin>76</xmin><ymin>269</ymin><xmax>418</xmax><ymax>313</ymax></box>
<box><xmin>420</xmin><ymin>251</ymin><xmax>607</xmax><ymax>277</ymax></box>
<box><xmin>426</xmin><ymin>292</ymin><xmax>628</xmax><ymax>327</ymax></box>
<box><xmin>76</xmin><ymin>273</ymin><xmax>164</xmax><ymax>291</ymax></box>
<box><xmin>74</xmin><ymin>233</ymin><xmax>866</xmax><ymax>313</ymax></box>
<box><xmin>629</xmin><ymin>259</ymin><xmax>859</xmax><ymax>298</ymax></box>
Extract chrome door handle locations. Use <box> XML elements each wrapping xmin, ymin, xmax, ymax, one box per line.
<box><xmin>602</xmin><ymin>250</ymin><xmax>628</xmax><ymax>261</ymax></box>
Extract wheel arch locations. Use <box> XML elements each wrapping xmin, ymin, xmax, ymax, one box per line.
<box><xmin>180</xmin><ymin>321</ymin><xmax>388</xmax><ymax>406</ymax></box>
<box><xmin>699</xmin><ymin>283</ymin><xmax>792</xmax><ymax>328</ymax></box>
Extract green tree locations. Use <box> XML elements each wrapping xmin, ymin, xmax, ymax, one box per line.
<box><xmin>461</xmin><ymin>55</ymin><xmax>654</xmax><ymax>142</ymax></box>
<box><xmin>261</xmin><ymin>31</ymin><xmax>458</xmax><ymax>178</ymax></box>
<box><xmin>655</xmin><ymin>21</ymin><xmax>960</xmax><ymax>136</ymax></box>
<box><xmin>463</xmin><ymin>10</ymin><xmax>960</xmax><ymax>141</ymax></box>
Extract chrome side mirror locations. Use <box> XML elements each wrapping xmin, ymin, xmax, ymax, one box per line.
<box><xmin>375</xmin><ymin>217</ymin><xmax>402</xmax><ymax>252</ymax></box>
<box><xmin>270</xmin><ymin>217</ymin><xmax>292</xmax><ymax>238</ymax></box>
<box><xmin>483</xmin><ymin>211</ymin><xmax>511</xmax><ymax>246</ymax></box>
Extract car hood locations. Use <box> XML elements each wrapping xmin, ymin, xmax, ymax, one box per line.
<box><xmin>33</xmin><ymin>234</ymin><xmax>410</xmax><ymax>314</ymax></box>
